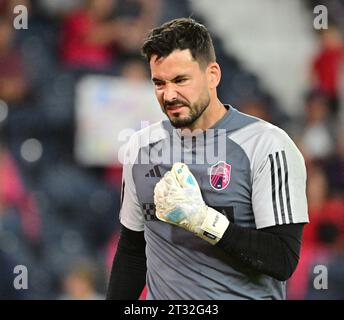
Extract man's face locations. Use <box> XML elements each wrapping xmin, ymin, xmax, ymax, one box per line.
<box><xmin>150</xmin><ymin>49</ymin><xmax>211</xmax><ymax>128</ymax></box>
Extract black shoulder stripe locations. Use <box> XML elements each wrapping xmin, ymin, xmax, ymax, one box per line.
<box><xmin>269</xmin><ymin>151</ymin><xmax>294</xmax><ymax>225</ymax></box>
<box><xmin>268</xmin><ymin>154</ymin><xmax>279</xmax><ymax>225</ymax></box>
<box><xmin>120</xmin><ymin>180</ymin><xmax>125</xmax><ymax>208</ymax></box>
<box><xmin>282</xmin><ymin>151</ymin><xmax>293</xmax><ymax>223</ymax></box>
<box><xmin>275</xmin><ymin>152</ymin><xmax>286</xmax><ymax>224</ymax></box>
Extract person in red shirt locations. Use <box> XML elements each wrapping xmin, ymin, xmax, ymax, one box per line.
<box><xmin>311</xmin><ymin>26</ymin><xmax>344</xmax><ymax>116</ymax></box>
<box><xmin>60</xmin><ymin>0</ymin><xmax>131</xmax><ymax>70</ymax></box>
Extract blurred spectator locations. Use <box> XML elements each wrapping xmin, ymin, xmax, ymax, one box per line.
<box><xmin>287</xmin><ymin>164</ymin><xmax>344</xmax><ymax>299</ymax></box>
<box><xmin>311</xmin><ymin>25</ymin><xmax>344</xmax><ymax>116</ymax></box>
<box><xmin>60</xmin><ymin>0</ymin><xmax>126</xmax><ymax>70</ymax></box>
<box><xmin>297</xmin><ymin>90</ymin><xmax>336</xmax><ymax>161</ymax></box>
<box><xmin>0</xmin><ymin>16</ymin><xmax>30</xmax><ymax>104</ymax></box>
<box><xmin>325</xmin><ymin>128</ymin><xmax>344</xmax><ymax>196</ymax></box>
<box><xmin>303</xmin><ymin>165</ymin><xmax>344</xmax><ymax>250</ymax></box>
<box><xmin>59</xmin><ymin>259</ymin><xmax>104</xmax><ymax>300</ymax></box>
<box><xmin>0</xmin><ymin>135</ymin><xmax>41</xmax><ymax>243</ymax></box>
<box><xmin>59</xmin><ymin>0</ymin><xmax>160</xmax><ymax>71</ymax></box>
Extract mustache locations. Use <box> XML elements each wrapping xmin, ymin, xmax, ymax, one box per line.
<box><xmin>164</xmin><ymin>99</ymin><xmax>190</xmax><ymax>108</ymax></box>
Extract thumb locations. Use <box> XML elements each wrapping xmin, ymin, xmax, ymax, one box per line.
<box><xmin>172</xmin><ymin>163</ymin><xmax>201</xmax><ymax>192</ymax></box>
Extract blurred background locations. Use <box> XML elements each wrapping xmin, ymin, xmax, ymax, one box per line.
<box><xmin>0</xmin><ymin>0</ymin><xmax>343</xmax><ymax>300</ymax></box>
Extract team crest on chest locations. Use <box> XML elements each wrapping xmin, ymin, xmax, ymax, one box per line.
<box><xmin>209</xmin><ymin>161</ymin><xmax>231</xmax><ymax>190</ymax></box>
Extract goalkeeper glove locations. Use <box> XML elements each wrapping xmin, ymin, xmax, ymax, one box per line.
<box><xmin>154</xmin><ymin>162</ymin><xmax>229</xmax><ymax>245</ymax></box>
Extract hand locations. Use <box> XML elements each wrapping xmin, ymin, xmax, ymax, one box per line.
<box><xmin>154</xmin><ymin>163</ymin><xmax>229</xmax><ymax>245</ymax></box>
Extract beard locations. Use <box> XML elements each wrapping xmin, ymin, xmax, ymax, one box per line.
<box><xmin>163</xmin><ymin>93</ymin><xmax>211</xmax><ymax>129</ymax></box>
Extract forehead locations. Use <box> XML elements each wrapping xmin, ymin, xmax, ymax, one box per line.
<box><xmin>149</xmin><ymin>49</ymin><xmax>201</xmax><ymax>79</ymax></box>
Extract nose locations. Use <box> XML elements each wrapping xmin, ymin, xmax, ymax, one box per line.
<box><xmin>162</xmin><ymin>83</ymin><xmax>178</xmax><ymax>103</ymax></box>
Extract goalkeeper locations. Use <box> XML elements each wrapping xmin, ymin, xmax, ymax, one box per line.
<box><xmin>106</xmin><ymin>18</ymin><xmax>309</xmax><ymax>300</ymax></box>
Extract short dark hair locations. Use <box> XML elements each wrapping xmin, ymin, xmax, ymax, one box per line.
<box><xmin>141</xmin><ymin>18</ymin><xmax>216</xmax><ymax>69</ymax></box>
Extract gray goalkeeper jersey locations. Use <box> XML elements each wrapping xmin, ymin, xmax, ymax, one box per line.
<box><xmin>119</xmin><ymin>105</ymin><xmax>309</xmax><ymax>300</ymax></box>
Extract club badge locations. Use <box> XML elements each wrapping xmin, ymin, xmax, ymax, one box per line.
<box><xmin>210</xmin><ymin>161</ymin><xmax>231</xmax><ymax>190</ymax></box>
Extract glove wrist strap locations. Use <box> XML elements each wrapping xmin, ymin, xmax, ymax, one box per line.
<box><xmin>199</xmin><ymin>207</ymin><xmax>230</xmax><ymax>245</ymax></box>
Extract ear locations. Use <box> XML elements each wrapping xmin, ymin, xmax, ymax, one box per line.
<box><xmin>207</xmin><ymin>62</ymin><xmax>221</xmax><ymax>89</ymax></box>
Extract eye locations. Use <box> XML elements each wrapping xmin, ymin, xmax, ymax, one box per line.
<box><xmin>153</xmin><ymin>81</ymin><xmax>164</xmax><ymax>89</ymax></box>
<box><xmin>175</xmin><ymin>78</ymin><xmax>187</xmax><ymax>84</ymax></box>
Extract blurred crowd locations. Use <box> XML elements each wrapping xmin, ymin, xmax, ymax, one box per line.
<box><xmin>0</xmin><ymin>0</ymin><xmax>343</xmax><ymax>299</ymax></box>
<box><xmin>287</xmin><ymin>1</ymin><xmax>344</xmax><ymax>298</ymax></box>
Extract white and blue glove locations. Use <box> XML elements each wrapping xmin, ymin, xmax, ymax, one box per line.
<box><xmin>154</xmin><ymin>163</ymin><xmax>229</xmax><ymax>245</ymax></box>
